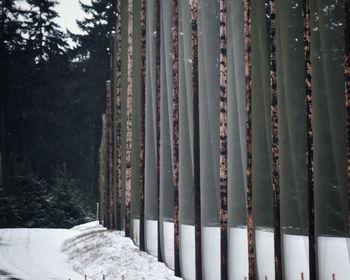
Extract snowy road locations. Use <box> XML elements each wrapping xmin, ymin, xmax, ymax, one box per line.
<box><xmin>0</xmin><ymin>228</ymin><xmax>83</xmax><ymax>280</ymax></box>
<box><xmin>0</xmin><ymin>222</ymin><xmax>180</xmax><ymax>280</ymax></box>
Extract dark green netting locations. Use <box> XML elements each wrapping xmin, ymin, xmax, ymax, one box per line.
<box><xmin>198</xmin><ymin>0</ymin><xmax>220</xmax><ymax>227</ymax></box>
<box><xmin>227</xmin><ymin>0</ymin><xmax>247</xmax><ymax>228</ymax></box>
<box><xmin>310</xmin><ymin>0</ymin><xmax>348</xmax><ymax>238</ymax></box>
<box><xmin>160</xmin><ymin>0</ymin><xmax>174</xmax><ymax>224</ymax></box>
<box><xmin>145</xmin><ymin>0</ymin><xmax>158</xmax><ymax>221</ymax></box>
<box><xmin>159</xmin><ymin>0</ymin><xmax>174</xmax><ymax>267</ymax></box>
<box><xmin>251</xmin><ymin>0</ymin><xmax>273</xmax><ymax>229</ymax></box>
<box><xmin>179</xmin><ymin>0</ymin><xmax>195</xmax><ymax>226</ymax></box>
<box><xmin>276</xmin><ymin>0</ymin><xmax>308</xmax><ymax>236</ymax></box>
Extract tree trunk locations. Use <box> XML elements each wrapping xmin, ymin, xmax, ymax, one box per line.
<box><xmin>269</xmin><ymin>1</ymin><xmax>282</xmax><ymax>279</ymax></box>
<box><xmin>244</xmin><ymin>0</ymin><xmax>255</xmax><ymax>279</ymax></box>
<box><xmin>172</xmin><ymin>0</ymin><xmax>181</xmax><ymax>276</ymax></box>
<box><xmin>190</xmin><ymin>0</ymin><xmax>202</xmax><ymax>279</ymax></box>
<box><xmin>155</xmin><ymin>0</ymin><xmax>163</xmax><ymax>263</ymax></box>
<box><xmin>115</xmin><ymin>0</ymin><xmax>123</xmax><ymax>232</ymax></box>
<box><xmin>105</xmin><ymin>81</ymin><xmax>112</xmax><ymax>229</ymax></box>
<box><xmin>304</xmin><ymin>0</ymin><xmax>316</xmax><ymax>279</ymax></box>
<box><xmin>219</xmin><ymin>0</ymin><xmax>228</xmax><ymax>279</ymax></box>
<box><xmin>99</xmin><ymin>114</ymin><xmax>107</xmax><ymax>225</ymax></box>
<box><xmin>110</xmin><ymin>37</ymin><xmax>116</xmax><ymax>230</ymax></box>
<box><xmin>139</xmin><ymin>0</ymin><xmax>147</xmax><ymax>252</ymax></box>
<box><xmin>125</xmin><ymin>0</ymin><xmax>134</xmax><ymax>238</ymax></box>
<box><xmin>345</xmin><ymin>0</ymin><xmax>350</xmax><ymax>240</ymax></box>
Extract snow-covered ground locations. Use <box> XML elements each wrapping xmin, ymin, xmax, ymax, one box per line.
<box><xmin>0</xmin><ymin>227</ymin><xmax>82</xmax><ymax>280</ymax></box>
<box><xmin>0</xmin><ymin>222</ymin><xmax>181</xmax><ymax>280</ymax></box>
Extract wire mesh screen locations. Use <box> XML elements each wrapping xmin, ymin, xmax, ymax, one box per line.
<box><xmin>130</xmin><ymin>0</ymin><xmax>142</xmax><ymax>245</ymax></box>
<box><xmin>198</xmin><ymin>0</ymin><xmax>220</xmax><ymax>228</ymax></box>
<box><xmin>227</xmin><ymin>0</ymin><xmax>249</xmax><ymax>279</ymax></box>
<box><xmin>276</xmin><ymin>1</ymin><xmax>309</xmax><ymax>278</ymax></box>
<box><xmin>179</xmin><ymin>0</ymin><xmax>195</xmax><ymax>227</ymax></box>
<box><xmin>100</xmin><ymin>0</ymin><xmax>350</xmax><ymax>278</ymax></box>
<box><xmin>310</xmin><ymin>0</ymin><xmax>349</xmax><ymax>278</ymax></box>
<box><xmin>159</xmin><ymin>0</ymin><xmax>175</xmax><ymax>269</ymax></box>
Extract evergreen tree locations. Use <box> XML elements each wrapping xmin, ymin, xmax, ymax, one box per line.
<box><xmin>67</xmin><ymin>0</ymin><xmax>116</xmax><ymax>199</ymax></box>
<box><xmin>26</xmin><ymin>0</ymin><xmax>67</xmax><ymax>64</ymax></box>
<box><xmin>0</xmin><ymin>0</ymin><xmax>110</xmax><ymax>227</ymax></box>
<box><xmin>0</xmin><ymin>0</ymin><xmax>28</xmax><ymax>186</ymax></box>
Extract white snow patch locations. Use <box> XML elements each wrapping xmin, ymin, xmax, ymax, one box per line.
<box><xmin>63</xmin><ymin>222</ymin><xmax>181</xmax><ymax>280</ymax></box>
<box><xmin>0</xmin><ymin>222</ymin><xmax>181</xmax><ymax>280</ymax></box>
<box><xmin>0</xmin><ymin>228</ymin><xmax>82</xmax><ymax>280</ymax></box>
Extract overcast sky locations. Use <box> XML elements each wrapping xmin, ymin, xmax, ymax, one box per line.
<box><xmin>55</xmin><ymin>0</ymin><xmax>91</xmax><ymax>34</ymax></box>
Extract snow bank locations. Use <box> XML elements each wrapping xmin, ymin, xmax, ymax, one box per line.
<box><xmin>63</xmin><ymin>222</ymin><xmax>181</xmax><ymax>280</ymax></box>
<box><xmin>0</xmin><ymin>228</ymin><xmax>82</xmax><ymax>280</ymax></box>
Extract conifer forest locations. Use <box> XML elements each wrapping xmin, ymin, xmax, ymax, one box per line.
<box><xmin>0</xmin><ymin>0</ymin><xmax>116</xmax><ymax>228</ymax></box>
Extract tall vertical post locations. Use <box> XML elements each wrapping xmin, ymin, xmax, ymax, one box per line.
<box><xmin>99</xmin><ymin>114</ymin><xmax>107</xmax><ymax>225</ymax></box>
<box><xmin>219</xmin><ymin>0</ymin><xmax>228</xmax><ymax>279</ymax></box>
<box><xmin>191</xmin><ymin>0</ymin><xmax>202</xmax><ymax>279</ymax></box>
<box><xmin>304</xmin><ymin>0</ymin><xmax>316</xmax><ymax>279</ymax></box>
<box><xmin>345</xmin><ymin>0</ymin><xmax>350</xmax><ymax>239</ymax></box>
<box><xmin>172</xmin><ymin>0</ymin><xmax>181</xmax><ymax>277</ymax></box>
<box><xmin>125</xmin><ymin>0</ymin><xmax>133</xmax><ymax>238</ymax></box>
<box><xmin>244</xmin><ymin>0</ymin><xmax>255</xmax><ymax>279</ymax></box>
<box><xmin>155</xmin><ymin>0</ymin><xmax>163</xmax><ymax>263</ymax></box>
<box><xmin>105</xmin><ymin>81</ymin><xmax>112</xmax><ymax>229</ymax></box>
<box><xmin>269</xmin><ymin>1</ymin><xmax>282</xmax><ymax>279</ymax></box>
<box><xmin>110</xmin><ymin>36</ymin><xmax>116</xmax><ymax>230</ymax></box>
<box><xmin>96</xmin><ymin>202</ymin><xmax>100</xmax><ymax>222</ymax></box>
<box><xmin>116</xmin><ymin>0</ymin><xmax>123</xmax><ymax>231</ymax></box>
<box><xmin>139</xmin><ymin>0</ymin><xmax>147</xmax><ymax>252</ymax></box>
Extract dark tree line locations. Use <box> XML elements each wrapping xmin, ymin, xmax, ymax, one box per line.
<box><xmin>0</xmin><ymin>0</ymin><xmax>115</xmax><ymax>228</ymax></box>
